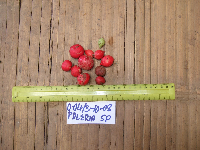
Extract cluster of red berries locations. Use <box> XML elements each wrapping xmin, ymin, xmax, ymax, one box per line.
<box><xmin>61</xmin><ymin>44</ymin><xmax>114</xmax><ymax>85</ymax></box>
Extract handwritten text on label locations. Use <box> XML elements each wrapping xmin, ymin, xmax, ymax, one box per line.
<box><xmin>66</xmin><ymin>101</ymin><xmax>116</xmax><ymax>124</ymax></box>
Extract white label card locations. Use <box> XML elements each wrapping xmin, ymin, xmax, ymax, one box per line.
<box><xmin>66</xmin><ymin>101</ymin><xmax>116</xmax><ymax>124</ymax></box>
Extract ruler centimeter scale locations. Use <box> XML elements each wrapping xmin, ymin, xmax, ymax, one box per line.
<box><xmin>12</xmin><ymin>83</ymin><xmax>175</xmax><ymax>102</ymax></box>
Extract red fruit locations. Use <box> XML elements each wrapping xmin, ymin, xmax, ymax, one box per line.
<box><xmin>61</xmin><ymin>60</ymin><xmax>72</xmax><ymax>71</ymax></box>
<box><xmin>100</xmin><ymin>55</ymin><xmax>114</xmax><ymax>67</ymax></box>
<box><xmin>85</xmin><ymin>50</ymin><xmax>94</xmax><ymax>58</ymax></box>
<box><xmin>71</xmin><ymin>65</ymin><xmax>82</xmax><ymax>77</ymax></box>
<box><xmin>95</xmin><ymin>66</ymin><xmax>106</xmax><ymax>76</ymax></box>
<box><xmin>69</xmin><ymin>44</ymin><xmax>84</xmax><ymax>59</ymax></box>
<box><xmin>95</xmin><ymin>76</ymin><xmax>106</xmax><ymax>85</ymax></box>
<box><xmin>78</xmin><ymin>55</ymin><xmax>94</xmax><ymax>70</ymax></box>
<box><xmin>77</xmin><ymin>73</ymin><xmax>90</xmax><ymax>85</ymax></box>
<box><xmin>94</xmin><ymin>50</ymin><xmax>105</xmax><ymax>60</ymax></box>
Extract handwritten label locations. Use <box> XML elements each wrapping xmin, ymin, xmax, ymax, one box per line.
<box><xmin>66</xmin><ymin>101</ymin><xmax>116</xmax><ymax>124</ymax></box>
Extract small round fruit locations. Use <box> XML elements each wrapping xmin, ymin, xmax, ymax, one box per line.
<box><xmin>85</xmin><ymin>50</ymin><xmax>94</xmax><ymax>58</ymax></box>
<box><xmin>69</xmin><ymin>44</ymin><xmax>84</xmax><ymax>59</ymax></box>
<box><xmin>78</xmin><ymin>55</ymin><xmax>94</xmax><ymax>70</ymax></box>
<box><xmin>94</xmin><ymin>50</ymin><xmax>105</xmax><ymax>60</ymax></box>
<box><xmin>71</xmin><ymin>65</ymin><xmax>82</xmax><ymax>77</ymax></box>
<box><xmin>100</xmin><ymin>55</ymin><xmax>114</xmax><ymax>67</ymax></box>
<box><xmin>95</xmin><ymin>66</ymin><xmax>106</xmax><ymax>76</ymax></box>
<box><xmin>61</xmin><ymin>60</ymin><xmax>72</xmax><ymax>71</ymax></box>
<box><xmin>95</xmin><ymin>76</ymin><xmax>106</xmax><ymax>85</ymax></box>
<box><xmin>77</xmin><ymin>73</ymin><xmax>90</xmax><ymax>85</ymax></box>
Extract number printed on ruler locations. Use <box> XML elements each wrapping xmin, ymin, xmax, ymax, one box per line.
<box><xmin>66</xmin><ymin>101</ymin><xmax>116</xmax><ymax>124</ymax></box>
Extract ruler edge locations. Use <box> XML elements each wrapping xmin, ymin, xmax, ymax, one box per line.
<box><xmin>12</xmin><ymin>83</ymin><xmax>175</xmax><ymax>102</ymax></box>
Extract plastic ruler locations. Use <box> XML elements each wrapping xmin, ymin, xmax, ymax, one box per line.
<box><xmin>12</xmin><ymin>83</ymin><xmax>175</xmax><ymax>102</ymax></box>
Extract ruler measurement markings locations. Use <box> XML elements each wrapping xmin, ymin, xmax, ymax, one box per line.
<box><xmin>12</xmin><ymin>83</ymin><xmax>175</xmax><ymax>102</ymax></box>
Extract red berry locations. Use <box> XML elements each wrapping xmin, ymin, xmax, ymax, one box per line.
<box><xmin>61</xmin><ymin>60</ymin><xmax>72</xmax><ymax>71</ymax></box>
<box><xmin>69</xmin><ymin>44</ymin><xmax>84</xmax><ymax>59</ymax></box>
<box><xmin>71</xmin><ymin>65</ymin><xmax>82</xmax><ymax>77</ymax></box>
<box><xmin>95</xmin><ymin>66</ymin><xmax>106</xmax><ymax>76</ymax></box>
<box><xmin>100</xmin><ymin>55</ymin><xmax>114</xmax><ymax>67</ymax></box>
<box><xmin>85</xmin><ymin>50</ymin><xmax>94</xmax><ymax>58</ymax></box>
<box><xmin>78</xmin><ymin>55</ymin><xmax>94</xmax><ymax>70</ymax></box>
<box><xmin>77</xmin><ymin>73</ymin><xmax>90</xmax><ymax>85</ymax></box>
<box><xmin>95</xmin><ymin>76</ymin><xmax>106</xmax><ymax>85</ymax></box>
<box><xmin>94</xmin><ymin>50</ymin><xmax>105</xmax><ymax>60</ymax></box>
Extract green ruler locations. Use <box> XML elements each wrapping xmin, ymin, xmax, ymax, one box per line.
<box><xmin>12</xmin><ymin>83</ymin><xmax>175</xmax><ymax>102</ymax></box>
